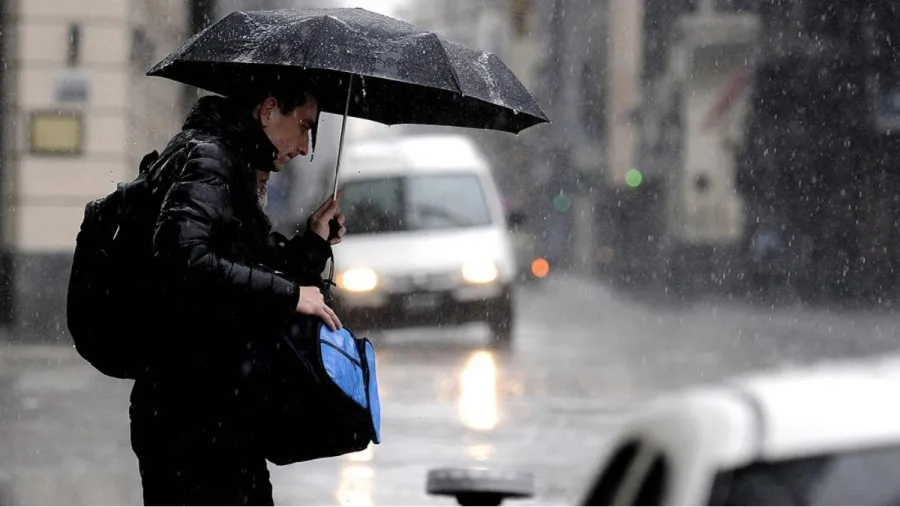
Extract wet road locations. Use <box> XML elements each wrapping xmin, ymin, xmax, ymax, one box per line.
<box><xmin>2</xmin><ymin>275</ymin><xmax>900</xmax><ymax>505</ymax></box>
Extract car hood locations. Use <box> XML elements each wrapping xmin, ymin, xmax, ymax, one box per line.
<box><xmin>333</xmin><ymin>227</ymin><xmax>515</xmax><ymax>277</ymax></box>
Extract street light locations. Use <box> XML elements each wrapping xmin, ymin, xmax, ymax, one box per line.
<box><xmin>182</xmin><ymin>0</ymin><xmax>216</xmax><ymax>115</ymax></box>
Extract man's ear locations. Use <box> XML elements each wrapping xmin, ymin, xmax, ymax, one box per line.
<box><xmin>259</xmin><ymin>97</ymin><xmax>278</xmax><ymax>126</ymax></box>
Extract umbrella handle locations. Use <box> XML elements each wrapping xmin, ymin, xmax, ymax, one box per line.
<box><xmin>332</xmin><ymin>75</ymin><xmax>354</xmax><ymax>202</ymax></box>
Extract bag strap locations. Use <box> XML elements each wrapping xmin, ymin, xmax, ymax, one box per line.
<box><xmin>322</xmin><ymin>252</ymin><xmax>337</xmax><ymax>304</ymax></box>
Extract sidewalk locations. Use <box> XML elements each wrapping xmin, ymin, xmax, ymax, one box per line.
<box><xmin>0</xmin><ymin>344</ymin><xmax>141</xmax><ymax>505</ymax></box>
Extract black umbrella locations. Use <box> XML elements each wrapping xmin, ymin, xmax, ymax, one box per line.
<box><xmin>147</xmin><ymin>7</ymin><xmax>549</xmax><ymax>198</ymax></box>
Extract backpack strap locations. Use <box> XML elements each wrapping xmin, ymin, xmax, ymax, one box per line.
<box><xmin>138</xmin><ymin>150</ymin><xmax>160</xmax><ymax>175</ymax></box>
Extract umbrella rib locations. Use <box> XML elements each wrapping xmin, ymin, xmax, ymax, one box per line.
<box><xmin>433</xmin><ymin>35</ymin><xmax>463</xmax><ymax>96</ymax></box>
<box><xmin>303</xmin><ymin>15</ymin><xmax>331</xmax><ymax>68</ymax></box>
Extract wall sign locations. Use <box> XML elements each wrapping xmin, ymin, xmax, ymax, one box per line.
<box><xmin>29</xmin><ymin>111</ymin><xmax>83</xmax><ymax>156</ymax></box>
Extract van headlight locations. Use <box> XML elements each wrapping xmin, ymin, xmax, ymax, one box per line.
<box><xmin>461</xmin><ymin>261</ymin><xmax>499</xmax><ymax>284</ymax></box>
<box><xmin>337</xmin><ymin>268</ymin><xmax>378</xmax><ymax>292</ymax></box>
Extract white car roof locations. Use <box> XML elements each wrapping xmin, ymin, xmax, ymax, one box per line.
<box><xmin>620</xmin><ymin>355</ymin><xmax>900</xmax><ymax>470</ymax></box>
<box><xmin>339</xmin><ymin>134</ymin><xmax>492</xmax><ymax>179</ymax></box>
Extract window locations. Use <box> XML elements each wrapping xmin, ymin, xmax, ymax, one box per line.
<box><xmin>582</xmin><ymin>442</ymin><xmax>670</xmax><ymax>506</ymax></box>
<box><xmin>713</xmin><ymin>0</ymin><xmax>754</xmax><ymax>13</ymax></box>
<box><xmin>341</xmin><ymin>177</ymin><xmax>405</xmax><ymax>235</ymax></box>
<box><xmin>709</xmin><ymin>445</ymin><xmax>900</xmax><ymax>505</ymax></box>
<box><xmin>582</xmin><ymin>441</ymin><xmax>640</xmax><ymax>505</ymax></box>
<box><xmin>633</xmin><ymin>456</ymin><xmax>668</xmax><ymax>506</ymax></box>
<box><xmin>340</xmin><ymin>173</ymin><xmax>493</xmax><ymax>235</ymax></box>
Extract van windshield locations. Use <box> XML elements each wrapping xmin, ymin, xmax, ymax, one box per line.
<box><xmin>340</xmin><ymin>173</ymin><xmax>494</xmax><ymax>235</ymax></box>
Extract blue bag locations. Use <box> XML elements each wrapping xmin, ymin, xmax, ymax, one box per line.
<box><xmin>255</xmin><ymin>318</ymin><xmax>381</xmax><ymax>466</ymax></box>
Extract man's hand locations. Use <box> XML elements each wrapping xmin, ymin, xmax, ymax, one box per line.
<box><xmin>296</xmin><ymin>286</ymin><xmax>342</xmax><ymax>331</ymax></box>
<box><xmin>308</xmin><ymin>191</ymin><xmax>347</xmax><ymax>245</ymax></box>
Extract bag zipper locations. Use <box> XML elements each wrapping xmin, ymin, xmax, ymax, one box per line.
<box><xmin>320</xmin><ymin>339</ymin><xmax>362</xmax><ymax>368</ymax></box>
<box><xmin>360</xmin><ymin>337</ymin><xmax>378</xmax><ymax>439</ymax></box>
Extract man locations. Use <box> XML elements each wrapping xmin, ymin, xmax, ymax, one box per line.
<box><xmin>130</xmin><ymin>80</ymin><xmax>344</xmax><ymax>506</ymax></box>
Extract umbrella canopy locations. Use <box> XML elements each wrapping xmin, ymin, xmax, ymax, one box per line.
<box><xmin>147</xmin><ymin>7</ymin><xmax>548</xmax><ymax>134</ymax></box>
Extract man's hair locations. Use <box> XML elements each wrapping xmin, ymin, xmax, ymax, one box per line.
<box><xmin>233</xmin><ymin>76</ymin><xmax>318</xmax><ymax>115</ymax></box>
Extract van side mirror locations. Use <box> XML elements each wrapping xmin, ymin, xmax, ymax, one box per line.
<box><xmin>507</xmin><ymin>211</ymin><xmax>527</xmax><ymax>228</ymax></box>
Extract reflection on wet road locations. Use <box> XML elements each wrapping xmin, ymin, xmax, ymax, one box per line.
<box><xmin>458</xmin><ymin>350</ymin><xmax>499</xmax><ymax>432</ymax></box>
<box><xmin>336</xmin><ymin>446</ymin><xmax>375</xmax><ymax>506</ymax></box>
<box><xmin>2</xmin><ymin>275</ymin><xmax>900</xmax><ymax>505</ymax></box>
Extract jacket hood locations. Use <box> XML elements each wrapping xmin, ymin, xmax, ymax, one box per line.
<box><xmin>183</xmin><ymin>95</ymin><xmax>280</xmax><ymax>172</ymax></box>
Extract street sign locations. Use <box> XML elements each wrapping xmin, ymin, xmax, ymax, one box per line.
<box><xmin>54</xmin><ymin>69</ymin><xmax>90</xmax><ymax>103</ymax></box>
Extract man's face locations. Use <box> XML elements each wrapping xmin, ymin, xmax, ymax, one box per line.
<box><xmin>258</xmin><ymin>94</ymin><xmax>319</xmax><ymax>170</ymax></box>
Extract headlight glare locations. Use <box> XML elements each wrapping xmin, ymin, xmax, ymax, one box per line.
<box><xmin>462</xmin><ymin>261</ymin><xmax>498</xmax><ymax>284</ymax></box>
<box><xmin>338</xmin><ymin>268</ymin><xmax>378</xmax><ymax>292</ymax></box>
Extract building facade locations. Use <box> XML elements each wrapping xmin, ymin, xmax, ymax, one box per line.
<box><xmin>4</xmin><ymin>0</ymin><xmax>189</xmax><ymax>338</ymax></box>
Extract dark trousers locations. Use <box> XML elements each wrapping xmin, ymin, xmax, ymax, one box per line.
<box><xmin>130</xmin><ymin>381</ymin><xmax>273</xmax><ymax>506</ymax></box>
<box><xmin>130</xmin><ymin>359</ymin><xmax>279</xmax><ymax>506</ymax></box>
<box><xmin>137</xmin><ymin>450</ymin><xmax>273</xmax><ymax>506</ymax></box>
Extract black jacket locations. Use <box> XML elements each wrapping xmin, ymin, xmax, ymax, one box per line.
<box><xmin>130</xmin><ymin>96</ymin><xmax>330</xmax><ymax>455</ymax></box>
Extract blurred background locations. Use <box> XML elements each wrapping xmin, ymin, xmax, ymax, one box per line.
<box><xmin>3</xmin><ymin>0</ymin><xmax>900</xmax><ymax>505</ymax></box>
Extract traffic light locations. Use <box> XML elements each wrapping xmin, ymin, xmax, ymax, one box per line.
<box><xmin>552</xmin><ymin>192</ymin><xmax>573</xmax><ymax>212</ymax></box>
<box><xmin>625</xmin><ymin>168</ymin><xmax>644</xmax><ymax>188</ymax></box>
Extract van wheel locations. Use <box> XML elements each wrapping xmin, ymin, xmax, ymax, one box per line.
<box><xmin>489</xmin><ymin>321</ymin><xmax>513</xmax><ymax>349</ymax></box>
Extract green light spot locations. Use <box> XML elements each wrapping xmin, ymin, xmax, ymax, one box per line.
<box><xmin>552</xmin><ymin>193</ymin><xmax>573</xmax><ymax>212</ymax></box>
<box><xmin>625</xmin><ymin>168</ymin><xmax>644</xmax><ymax>188</ymax></box>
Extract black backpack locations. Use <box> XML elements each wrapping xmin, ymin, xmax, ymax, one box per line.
<box><xmin>66</xmin><ymin>150</ymin><xmax>164</xmax><ymax>379</ymax></box>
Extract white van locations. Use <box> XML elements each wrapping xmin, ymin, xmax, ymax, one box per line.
<box><xmin>328</xmin><ymin>134</ymin><xmax>518</xmax><ymax>345</ymax></box>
